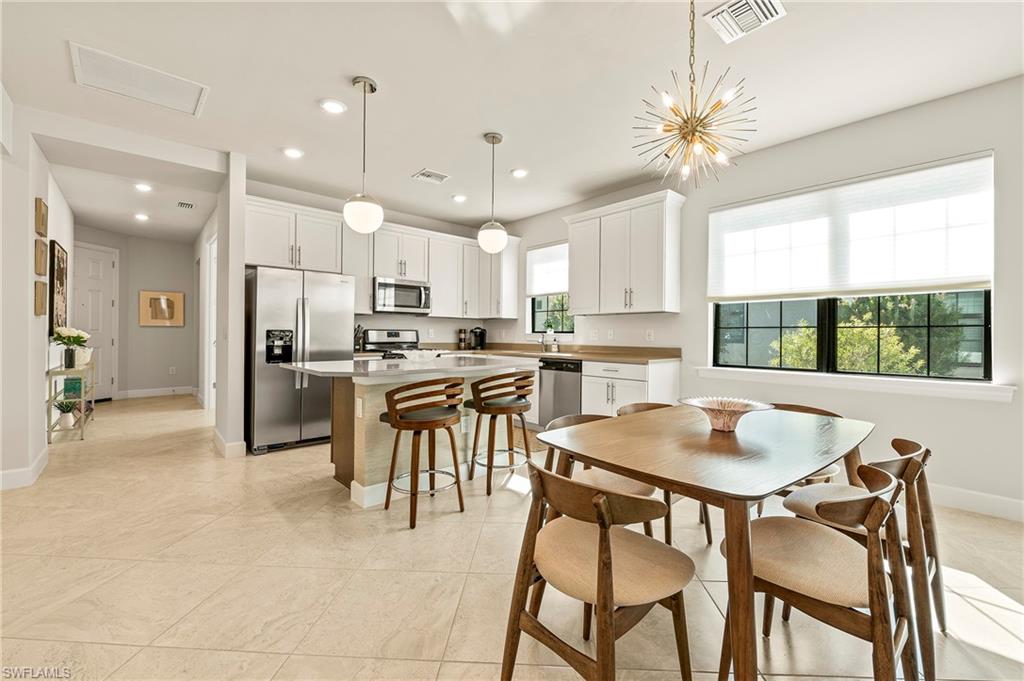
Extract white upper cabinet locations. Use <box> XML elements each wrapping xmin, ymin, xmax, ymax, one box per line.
<box><xmin>462</xmin><ymin>244</ymin><xmax>480</xmax><ymax>318</ymax></box>
<box><xmin>295</xmin><ymin>213</ymin><xmax>342</xmax><ymax>273</ymax></box>
<box><xmin>245</xmin><ymin>201</ymin><xmax>296</xmax><ymax>269</ymax></box>
<box><xmin>480</xmin><ymin>236</ymin><xmax>520</xmax><ymax>319</ymax></box>
<box><xmin>244</xmin><ymin>197</ymin><xmax>342</xmax><ymax>273</ymax></box>
<box><xmin>568</xmin><ymin>217</ymin><xmax>600</xmax><ymax>315</ymax></box>
<box><xmin>373</xmin><ymin>227</ymin><xmax>428</xmax><ymax>281</ymax></box>
<box><xmin>342</xmin><ymin>227</ymin><xmax>373</xmax><ymax>314</ymax></box>
<box><xmin>428</xmin><ymin>238</ymin><xmax>463</xmax><ymax>319</ymax></box>
<box><xmin>564</xmin><ymin>190</ymin><xmax>683</xmax><ymax>315</ymax></box>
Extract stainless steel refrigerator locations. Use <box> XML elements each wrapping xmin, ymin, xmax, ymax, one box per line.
<box><xmin>245</xmin><ymin>266</ymin><xmax>355</xmax><ymax>453</ymax></box>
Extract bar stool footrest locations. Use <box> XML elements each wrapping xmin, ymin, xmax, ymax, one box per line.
<box><xmin>390</xmin><ymin>469</ymin><xmax>458</xmax><ymax>496</ymax></box>
<box><xmin>473</xmin><ymin>448</ymin><xmax>530</xmax><ymax>470</ymax></box>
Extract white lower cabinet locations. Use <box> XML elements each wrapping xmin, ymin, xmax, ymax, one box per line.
<box><xmin>581</xmin><ymin>361</ymin><xmax>680</xmax><ymax>416</ymax></box>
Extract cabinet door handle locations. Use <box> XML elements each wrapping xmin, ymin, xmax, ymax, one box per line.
<box><xmin>611</xmin><ymin>382</ymin><xmax>616</xmax><ymax>403</ymax></box>
<box><xmin>624</xmin><ymin>287</ymin><xmax>628</xmax><ymax>309</ymax></box>
<box><xmin>602</xmin><ymin>368</ymin><xmax>619</xmax><ymax>373</ymax></box>
<box><xmin>605</xmin><ymin>381</ymin><xmax>611</xmax><ymax>404</ymax></box>
<box><xmin>463</xmin><ymin>300</ymin><xmax>467</xmax><ymax>316</ymax></box>
<box><xmin>297</xmin><ymin>246</ymin><xmax>302</xmax><ymax>267</ymax></box>
<box><xmin>628</xmin><ymin>288</ymin><xmax>633</xmax><ymax>308</ymax></box>
<box><xmin>289</xmin><ymin>244</ymin><xmax>295</xmax><ymax>265</ymax></box>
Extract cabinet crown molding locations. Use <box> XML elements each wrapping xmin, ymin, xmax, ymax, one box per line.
<box><xmin>562</xmin><ymin>189</ymin><xmax>685</xmax><ymax>225</ymax></box>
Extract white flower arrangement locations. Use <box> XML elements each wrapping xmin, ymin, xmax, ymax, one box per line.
<box><xmin>52</xmin><ymin>326</ymin><xmax>90</xmax><ymax>347</ymax></box>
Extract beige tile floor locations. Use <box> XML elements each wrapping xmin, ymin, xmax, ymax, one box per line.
<box><xmin>2</xmin><ymin>396</ymin><xmax>1021</xmax><ymax>681</ymax></box>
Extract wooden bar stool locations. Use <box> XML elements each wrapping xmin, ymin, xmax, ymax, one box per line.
<box><xmin>466</xmin><ymin>371</ymin><xmax>535</xmax><ymax>495</ymax></box>
<box><xmin>502</xmin><ymin>461</ymin><xmax>696</xmax><ymax>681</ymax></box>
<box><xmin>718</xmin><ymin>465</ymin><xmax>919</xmax><ymax>681</ymax></box>
<box><xmin>616</xmin><ymin>402</ymin><xmax>714</xmax><ymax>546</ymax></box>
<box><xmin>380</xmin><ymin>377</ymin><xmax>465</xmax><ymax>529</ymax></box>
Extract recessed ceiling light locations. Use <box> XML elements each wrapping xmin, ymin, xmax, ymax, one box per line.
<box><xmin>452</xmin><ymin>194</ymin><xmax>467</xmax><ymax>203</ymax></box>
<box><xmin>510</xmin><ymin>168</ymin><xmax>529</xmax><ymax>179</ymax></box>
<box><xmin>134</xmin><ymin>213</ymin><xmax>149</xmax><ymax>222</ymax></box>
<box><xmin>318</xmin><ymin>98</ymin><xmax>347</xmax><ymax>114</ymax></box>
<box><xmin>134</xmin><ymin>183</ymin><xmax>152</xmax><ymax>192</ymax></box>
<box><xmin>283</xmin><ymin>147</ymin><xmax>304</xmax><ymax>159</ymax></box>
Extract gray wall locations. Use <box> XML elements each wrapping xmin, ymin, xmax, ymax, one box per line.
<box><xmin>75</xmin><ymin>225</ymin><xmax>197</xmax><ymax>393</ymax></box>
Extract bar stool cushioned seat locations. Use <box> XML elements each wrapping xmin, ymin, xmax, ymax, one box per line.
<box><xmin>379</xmin><ymin>406</ymin><xmax>460</xmax><ymax>425</ymax></box>
<box><xmin>573</xmin><ymin>467</ymin><xmax>657</xmax><ymax>498</ymax></box>
<box><xmin>535</xmin><ymin>516</ymin><xmax>694</xmax><ymax>607</ymax></box>
<box><xmin>720</xmin><ymin>516</ymin><xmax>885</xmax><ymax>609</ymax></box>
<box><xmin>463</xmin><ymin>396</ymin><xmax>530</xmax><ymax>410</ymax></box>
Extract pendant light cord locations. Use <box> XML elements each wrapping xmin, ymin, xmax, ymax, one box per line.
<box><xmin>490</xmin><ymin>142</ymin><xmax>496</xmax><ymax>223</ymax></box>
<box><xmin>360</xmin><ymin>83</ymin><xmax>367</xmax><ymax>195</ymax></box>
<box><xmin>688</xmin><ymin>0</ymin><xmax>696</xmax><ymax>110</ymax></box>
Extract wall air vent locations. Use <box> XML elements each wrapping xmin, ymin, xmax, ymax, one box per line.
<box><xmin>69</xmin><ymin>42</ymin><xmax>210</xmax><ymax>117</ymax></box>
<box><xmin>704</xmin><ymin>0</ymin><xmax>786</xmax><ymax>44</ymax></box>
<box><xmin>177</xmin><ymin>201</ymin><xmax>194</xmax><ymax>209</ymax></box>
<box><xmin>411</xmin><ymin>168</ymin><xmax>450</xmax><ymax>184</ymax></box>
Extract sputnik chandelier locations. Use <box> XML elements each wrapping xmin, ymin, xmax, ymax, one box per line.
<box><xmin>635</xmin><ymin>0</ymin><xmax>757</xmax><ymax>186</ymax></box>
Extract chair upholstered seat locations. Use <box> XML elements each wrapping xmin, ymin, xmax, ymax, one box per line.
<box><xmin>535</xmin><ymin>517</ymin><xmax>695</xmax><ymax>607</ymax></box>
<box><xmin>805</xmin><ymin>462</ymin><xmax>842</xmax><ymax>481</ymax></box>
<box><xmin>574</xmin><ymin>467</ymin><xmax>657</xmax><ymax>498</ymax></box>
<box><xmin>378</xmin><ymin>406</ymin><xmax>460</xmax><ymax>424</ymax></box>
<box><xmin>721</xmin><ymin>516</ymin><xmax>882</xmax><ymax>609</ymax></box>
<box><xmin>463</xmin><ymin>396</ymin><xmax>530</xmax><ymax>411</ymax></box>
<box><xmin>784</xmin><ymin>484</ymin><xmax>909</xmax><ymax>541</ymax></box>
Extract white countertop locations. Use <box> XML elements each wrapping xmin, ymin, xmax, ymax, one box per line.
<box><xmin>281</xmin><ymin>354</ymin><xmax>539</xmax><ymax>383</ymax></box>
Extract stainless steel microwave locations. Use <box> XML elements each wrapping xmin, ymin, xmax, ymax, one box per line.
<box><xmin>373</xmin><ymin>277</ymin><xmax>431</xmax><ymax>314</ymax></box>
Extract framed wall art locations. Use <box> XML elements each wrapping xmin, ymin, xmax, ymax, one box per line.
<box><xmin>48</xmin><ymin>240</ymin><xmax>68</xmax><ymax>335</ymax></box>
<box><xmin>34</xmin><ymin>281</ymin><xmax>47</xmax><ymax>316</ymax></box>
<box><xmin>34</xmin><ymin>198</ymin><xmax>48</xmax><ymax>237</ymax></box>
<box><xmin>34</xmin><ymin>239</ymin><xmax>47</xmax><ymax>276</ymax></box>
<box><xmin>139</xmin><ymin>290</ymin><xmax>185</xmax><ymax>327</ymax></box>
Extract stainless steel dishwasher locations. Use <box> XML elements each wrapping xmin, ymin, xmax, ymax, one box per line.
<box><xmin>538</xmin><ymin>358</ymin><xmax>582</xmax><ymax>426</ymax></box>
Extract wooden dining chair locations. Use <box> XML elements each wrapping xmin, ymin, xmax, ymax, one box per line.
<box><xmin>502</xmin><ymin>461</ymin><xmax>696</xmax><ymax>681</ymax></box>
<box><xmin>466</xmin><ymin>371</ymin><xmax>535</xmax><ymax>495</ymax></box>
<box><xmin>781</xmin><ymin>438</ymin><xmax>941</xmax><ymax>681</ymax></box>
<box><xmin>616</xmin><ymin>402</ymin><xmax>713</xmax><ymax>546</ymax></box>
<box><xmin>754</xmin><ymin>403</ymin><xmax>858</xmax><ymax>517</ymax></box>
<box><xmin>718</xmin><ymin>465</ymin><xmax>919</xmax><ymax>681</ymax></box>
<box><xmin>380</xmin><ymin>377</ymin><xmax>466</xmax><ymax>529</ymax></box>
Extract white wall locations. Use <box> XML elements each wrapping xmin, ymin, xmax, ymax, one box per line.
<box><xmin>496</xmin><ymin>77</ymin><xmax>1024</xmax><ymax>518</ymax></box>
<box><xmin>75</xmin><ymin>224</ymin><xmax>197</xmax><ymax>396</ymax></box>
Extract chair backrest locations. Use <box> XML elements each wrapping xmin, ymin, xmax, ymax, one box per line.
<box><xmin>869</xmin><ymin>438</ymin><xmax>930</xmax><ymax>487</ymax></box>
<box><xmin>384</xmin><ymin>377</ymin><xmax>464</xmax><ymax>420</ymax></box>
<box><xmin>771</xmin><ymin>403</ymin><xmax>842</xmax><ymax>418</ymax></box>
<box><xmin>470</xmin><ymin>370</ymin><xmax>535</xmax><ymax>403</ymax></box>
<box><xmin>545</xmin><ymin>413</ymin><xmax>609</xmax><ymax>431</ymax></box>
<box><xmin>615</xmin><ymin>402</ymin><xmax>672</xmax><ymax>417</ymax></box>
<box><xmin>816</xmin><ymin>464</ymin><xmax>899</xmax><ymax>533</ymax></box>
<box><xmin>526</xmin><ymin>461</ymin><xmax>666</xmax><ymax>528</ymax></box>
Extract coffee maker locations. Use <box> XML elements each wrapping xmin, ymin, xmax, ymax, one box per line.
<box><xmin>469</xmin><ymin>327</ymin><xmax>487</xmax><ymax>350</ymax></box>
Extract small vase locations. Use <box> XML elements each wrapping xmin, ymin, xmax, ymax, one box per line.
<box><xmin>63</xmin><ymin>347</ymin><xmax>76</xmax><ymax>369</ymax></box>
<box><xmin>58</xmin><ymin>412</ymin><xmax>75</xmax><ymax>428</ymax></box>
<box><xmin>75</xmin><ymin>347</ymin><xmax>93</xmax><ymax>366</ymax></box>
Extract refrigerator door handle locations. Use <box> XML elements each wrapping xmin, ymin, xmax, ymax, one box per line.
<box><xmin>302</xmin><ymin>297</ymin><xmax>311</xmax><ymax>388</ymax></box>
<box><xmin>294</xmin><ymin>297</ymin><xmax>303</xmax><ymax>389</ymax></box>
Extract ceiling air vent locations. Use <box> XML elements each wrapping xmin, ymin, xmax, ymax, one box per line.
<box><xmin>704</xmin><ymin>0</ymin><xmax>786</xmax><ymax>44</ymax></box>
<box><xmin>177</xmin><ymin>201</ymin><xmax>194</xmax><ymax>209</ymax></box>
<box><xmin>69</xmin><ymin>42</ymin><xmax>210</xmax><ymax>117</ymax></box>
<box><xmin>411</xmin><ymin>168</ymin><xmax>450</xmax><ymax>185</ymax></box>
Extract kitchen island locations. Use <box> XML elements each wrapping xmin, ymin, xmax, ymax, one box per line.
<box><xmin>283</xmin><ymin>355</ymin><xmax>540</xmax><ymax>507</ymax></box>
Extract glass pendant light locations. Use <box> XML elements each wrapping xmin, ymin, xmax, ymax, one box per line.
<box><xmin>478</xmin><ymin>132</ymin><xmax>508</xmax><ymax>254</ymax></box>
<box><xmin>343</xmin><ymin>76</ymin><xmax>384</xmax><ymax>234</ymax></box>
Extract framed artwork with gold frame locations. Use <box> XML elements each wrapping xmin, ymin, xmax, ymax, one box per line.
<box><xmin>34</xmin><ymin>239</ymin><xmax>47</xmax><ymax>276</ymax></box>
<box><xmin>34</xmin><ymin>282</ymin><xmax>47</xmax><ymax>316</ymax></box>
<box><xmin>139</xmin><ymin>290</ymin><xmax>185</xmax><ymax>327</ymax></box>
<box><xmin>34</xmin><ymin>198</ymin><xmax>48</xmax><ymax>237</ymax></box>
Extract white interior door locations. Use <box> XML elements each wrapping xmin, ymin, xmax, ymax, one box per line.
<box><xmin>72</xmin><ymin>243</ymin><xmax>117</xmax><ymax>400</ymax></box>
<box><xmin>207</xmin><ymin>239</ymin><xmax>217</xmax><ymax>410</ymax></box>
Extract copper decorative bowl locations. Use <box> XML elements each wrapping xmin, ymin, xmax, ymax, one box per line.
<box><xmin>680</xmin><ymin>396</ymin><xmax>774</xmax><ymax>432</ymax></box>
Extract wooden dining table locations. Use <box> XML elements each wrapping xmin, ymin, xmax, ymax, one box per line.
<box><xmin>536</xmin><ymin>404</ymin><xmax>874</xmax><ymax>681</ymax></box>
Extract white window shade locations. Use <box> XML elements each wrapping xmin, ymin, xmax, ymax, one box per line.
<box><xmin>707</xmin><ymin>155</ymin><xmax>994</xmax><ymax>301</ymax></box>
<box><xmin>526</xmin><ymin>242</ymin><xmax>569</xmax><ymax>296</ymax></box>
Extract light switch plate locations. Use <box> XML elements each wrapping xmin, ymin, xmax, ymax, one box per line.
<box><xmin>645</xmin><ymin>329</ymin><xmax>655</xmax><ymax>342</ymax></box>
<box><xmin>355</xmin><ymin>397</ymin><xmax>363</xmax><ymax>419</ymax></box>
<box><xmin>607</xmin><ymin>329</ymin><xmax>614</xmax><ymax>340</ymax></box>
<box><xmin>589</xmin><ymin>329</ymin><xmax>599</xmax><ymax>341</ymax></box>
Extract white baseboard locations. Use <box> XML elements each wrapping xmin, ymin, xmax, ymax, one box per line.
<box><xmin>1</xmin><ymin>445</ymin><xmax>49</xmax><ymax>490</ymax></box>
<box><xmin>114</xmin><ymin>385</ymin><xmax>195</xmax><ymax>400</ymax></box>
<box><xmin>930</xmin><ymin>482</ymin><xmax>1023</xmax><ymax>522</ymax></box>
<box><xmin>195</xmin><ymin>391</ymin><xmax>205</xmax><ymax>408</ymax></box>
<box><xmin>213</xmin><ymin>428</ymin><xmax>246</xmax><ymax>459</ymax></box>
<box><xmin>351</xmin><ymin>462</ymin><xmax>471</xmax><ymax>509</ymax></box>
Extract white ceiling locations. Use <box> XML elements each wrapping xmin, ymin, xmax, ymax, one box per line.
<box><xmin>4</xmin><ymin>2</ymin><xmax>1022</xmax><ymax>226</ymax></box>
<box><xmin>38</xmin><ymin>136</ymin><xmax>221</xmax><ymax>242</ymax></box>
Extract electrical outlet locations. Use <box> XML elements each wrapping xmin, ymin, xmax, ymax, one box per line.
<box><xmin>607</xmin><ymin>329</ymin><xmax>614</xmax><ymax>341</ymax></box>
<box><xmin>645</xmin><ymin>329</ymin><xmax>655</xmax><ymax>342</ymax></box>
<box><xmin>428</xmin><ymin>328</ymin><xmax>435</xmax><ymax>339</ymax></box>
<box><xmin>168</xmin><ymin>366</ymin><xmax>176</xmax><ymax>375</ymax></box>
<box><xmin>355</xmin><ymin>397</ymin><xmax>363</xmax><ymax>419</ymax></box>
<box><xmin>589</xmin><ymin>329</ymin><xmax>599</xmax><ymax>341</ymax></box>
<box><xmin>501</xmin><ymin>329</ymin><xmax>508</xmax><ymax>339</ymax></box>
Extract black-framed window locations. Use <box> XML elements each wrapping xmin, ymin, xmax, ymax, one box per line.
<box><xmin>713</xmin><ymin>289</ymin><xmax>991</xmax><ymax>380</ymax></box>
<box><xmin>532</xmin><ymin>294</ymin><xmax>574</xmax><ymax>333</ymax></box>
